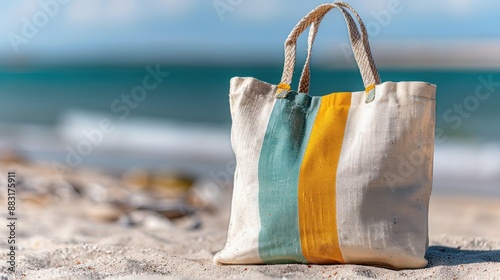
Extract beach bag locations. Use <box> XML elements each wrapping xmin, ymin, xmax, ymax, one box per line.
<box><xmin>214</xmin><ymin>2</ymin><xmax>436</xmax><ymax>269</ymax></box>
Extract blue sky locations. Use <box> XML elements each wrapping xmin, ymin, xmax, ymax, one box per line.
<box><xmin>0</xmin><ymin>0</ymin><xmax>499</xmax><ymax>65</ymax></box>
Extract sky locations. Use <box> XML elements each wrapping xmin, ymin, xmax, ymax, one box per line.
<box><xmin>0</xmin><ymin>0</ymin><xmax>499</xmax><ymax>66</ymax></box>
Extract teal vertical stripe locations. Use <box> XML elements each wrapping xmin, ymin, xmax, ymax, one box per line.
<box><xmin>258</xmin><ymin>91</ymin><xmax>321</xmax><ymax>264</ymax></box>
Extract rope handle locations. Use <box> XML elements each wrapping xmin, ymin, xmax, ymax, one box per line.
<box><xmin>297</xmin><ymin>14</ymin><xmax>325</xmax><ymax>94</ymax></box>
<box><xmin>279</xmin><ymin>2</ymin><xmax>381</xmax><ymax>96</ymax></box>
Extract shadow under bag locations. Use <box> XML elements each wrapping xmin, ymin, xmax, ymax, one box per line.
<box><xmin>214</xmin><ymin>1</ymin><xmax>436</xmax><ymax>269</ymax></box>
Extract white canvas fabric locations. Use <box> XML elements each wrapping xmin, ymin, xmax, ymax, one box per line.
<box><xmin>336</xmin><ymin>82</ymin><xmax>435</xmax><ymax>268</ymax></box>
<box><xmin>215</xmin><ymin>78</ymin><xmax>277</xmax><ymax>264</ymax></box>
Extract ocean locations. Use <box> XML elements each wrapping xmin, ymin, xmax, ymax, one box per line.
<box><xmin>0</xmin><ymin>65</ymin><xmax>499</xmax><ymax>194</ymax></box>
<box><xmin>0</xmin><ymin>66</ymin><xmax>498</xmax><ymax>139</ymax></box>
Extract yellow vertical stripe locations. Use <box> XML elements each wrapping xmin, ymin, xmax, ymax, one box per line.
<box><xmin>298</xmin><ymin>92</ymin><xmax>351</xmax><ymax>264</ymax></box>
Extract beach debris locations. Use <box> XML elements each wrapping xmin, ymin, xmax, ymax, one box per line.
<box><xmin>171</xmin><ymin>212</ymin><xmax>202</xmax><ymax>231</ymax></box>
<box><xmin>0</xmin><ymin>161</ymin><xmax>218</xmax><ymax>231</ymax></box>
<box><xmin>124</xmin><ymin>210</ymin><xmax>175</xmax><ymax>230</ymax></box>
<box><xmin>121</xmin><ymin>167</ymin><xmax>195</xmax><ymax>194</ymax></box>
<box><xmin>186</xmin><ymin>214</ymin><xmax>202</xmax><ymax>231</ymax></box>
<box><xmin>118</xmin><ymin>213</ymin><xmax>136</xmax><ymax>227</ymax></box>
<box><xmin>188</xmin><ymin>178</ymin><xmax>226</xmax><ymax>212</ymax></box>
<box><xmin>122</xmin><ymin>168</ymin><xmax>150</xmax><ymax>190</ymax></box>
<box><xmin>0</xmin><ymin>150</ymin><xmax>27</xmax><ymax>164</ymax></box>
<box><xmin>126</xmin><ymin>197</ymin><xmax>196</xmax><ymax>219</ymax></box>
<box><xmin>86</xmin><ymin>203</ymin><xmax>123</xmax><ymax>223</ymax></box>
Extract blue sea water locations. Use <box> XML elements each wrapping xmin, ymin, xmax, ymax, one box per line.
<box><xmin>0</xmin><ymin>65</ymin><xmax>498</xmax><ymax>141</ymax></box>
<box><xmin>0</xmin><ymin>65</ymin><xmax>498</xmax><ymax>195</ymax></box>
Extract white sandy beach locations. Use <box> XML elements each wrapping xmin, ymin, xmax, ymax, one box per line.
<box><xmin>0</xmin><ymin>163</ymin><xmax>499</xmax><ymax>280</ymax></box>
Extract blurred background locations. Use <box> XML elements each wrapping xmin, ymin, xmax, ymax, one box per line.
<box><xmin>0</xmin><ymin>0</ymin><xmax>499</xmax><ymax>196</ymax></box>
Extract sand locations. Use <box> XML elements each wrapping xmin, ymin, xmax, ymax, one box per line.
<box><xmin>0</xmin><ymin>166</ymin><xmax>499</xmax><ymax>279</ymax></box>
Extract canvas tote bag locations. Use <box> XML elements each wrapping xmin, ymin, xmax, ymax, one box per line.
<box><xmin>214</xmin><ymin>2</ymin><xmax>436</xmax><ymax>269</ymax></box>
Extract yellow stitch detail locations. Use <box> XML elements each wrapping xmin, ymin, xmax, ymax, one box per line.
<box><xmin>365</xmin><ymin>84</ymin><xmax>375</xmax><ymax>93</ymax></box>
<box><xmin>278</xmin><ymin>83</ymin><xmax>291</xmax><ymax>91</ymax></box>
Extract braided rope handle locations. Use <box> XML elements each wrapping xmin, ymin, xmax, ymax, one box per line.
<box><xmin>297</xmin><ymin>15</ymin><xmax>325</xmax><ymax>94</ymax></box>
<box><xmin>298</xmin><ymin>5</ymin><xmax>374</xmax><ymax>93</ymax></box>
<box><xmin>280</xmin><ymin>2</ymin><xmax>381</xmax><ymax>94</ymax></box>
